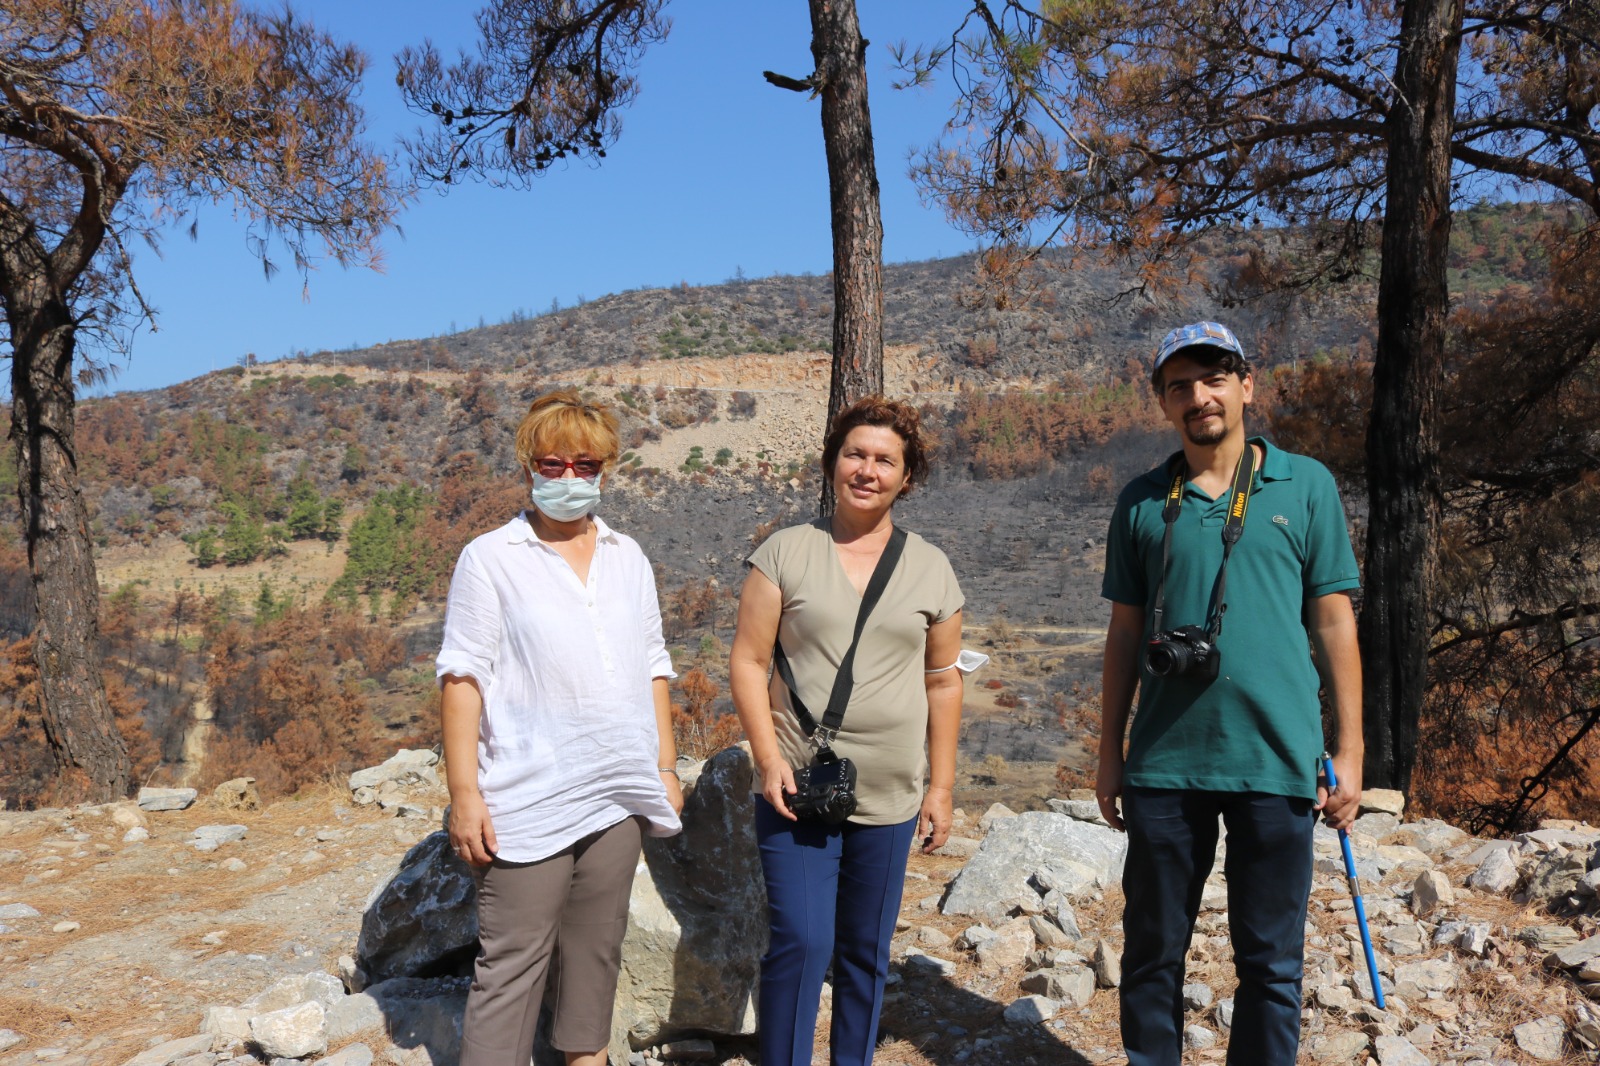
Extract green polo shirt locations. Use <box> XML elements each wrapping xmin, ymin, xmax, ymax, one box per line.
<box><xmin>1101</xmin><ymin>437</ymin><xmax>1360</xmax><ymax>799</ymax></box>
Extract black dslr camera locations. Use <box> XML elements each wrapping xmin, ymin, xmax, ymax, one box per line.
<box><xmin>1144</xmin><ymin>625</ymin><xmax>1219</xmax><ymax>681</ymax></box>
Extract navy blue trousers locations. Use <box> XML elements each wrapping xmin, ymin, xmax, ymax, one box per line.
<box><xmin>754</xmin><ymin>797</ymin><xmax>919</xmax><ymax>1066</ymax></box>
<box><xmin>1120</xmin><ymin>787</ymin><xmax>1315</xmax><ymax>1066</ymax></box>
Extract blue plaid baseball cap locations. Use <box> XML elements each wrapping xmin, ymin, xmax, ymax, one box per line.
<box><xmin>1154</xmin><ymin>321</ymin><xmax>1245</xmax><ymax>374</ymax></box>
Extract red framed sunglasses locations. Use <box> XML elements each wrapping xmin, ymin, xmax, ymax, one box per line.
<box><xmin>533</xmin><ymin>456</ymin><xmax>603</xmax><ymax>478</ymax></box>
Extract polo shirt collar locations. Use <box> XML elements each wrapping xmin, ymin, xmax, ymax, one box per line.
<box><xmin>1146</xmin><ymin>435</ymin><xmax>1291</xmax><ymax>489</ymax></box>
<box><xmin>507</xmin><ymin>511</ymin><xmax>618</xmax><ymax>545</ymax></box>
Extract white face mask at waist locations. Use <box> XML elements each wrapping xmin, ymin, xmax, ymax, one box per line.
<box><xmin>528</xmin><ymin>471</ymin><xmax>601</xmax><ymax>521</ymax></box>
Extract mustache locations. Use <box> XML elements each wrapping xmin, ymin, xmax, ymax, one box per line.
<box><xmin>1184</xmin><ymin>405</ymin><xmax>1225</xmax><ymax>421</ymax></box>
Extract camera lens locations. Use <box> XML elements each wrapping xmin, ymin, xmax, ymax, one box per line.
<box><xmin>1146</xmin><ymin>642</ymin><xmax>1190</xmax><ymax>677</ymax></box>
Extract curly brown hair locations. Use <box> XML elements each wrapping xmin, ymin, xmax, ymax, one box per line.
<box><xmin>820</xmin><ymin>396</ymin><xmax>934</xmax><ymax>496</ymax></box>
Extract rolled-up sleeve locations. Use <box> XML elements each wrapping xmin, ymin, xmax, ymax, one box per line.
<box><xmin>640</xmin><ymin>559</ymin><xmax>676</xmax><ymax>680</ymax></box>
<box><xmin>436</xmin><ymin>544</ymin><xmax>501</xmax><ymax>687</ymax></box>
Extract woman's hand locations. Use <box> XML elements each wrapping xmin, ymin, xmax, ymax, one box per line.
<box><xmin>661</xmin><ymin>771</ymin><xmax>685</xmax><ymax>816</ymax></box>
<box><xmin>919</xmin><ymin>786</ymin><xmax>954</xmax><ymax>853</ymax></box>
<box><xmin>760</xmin><ymin>755</ymin><xmax>799</xmax><ymax>821</ymax></box>
<box><xmin>448</xmin><ymin>791</ymin><xmax>498</xmax><ymax>866</ymax></box>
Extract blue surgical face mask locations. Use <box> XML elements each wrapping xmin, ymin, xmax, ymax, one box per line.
<box><xmin>529</xmin><ymin>471</ymin><xmax>601</xmax><ymax>522</ymax></box>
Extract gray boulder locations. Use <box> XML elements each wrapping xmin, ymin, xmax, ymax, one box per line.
<box><xmin>614</xmin><ymin>746</ymin><xmax>766</xmax><ymax>1053</ymax></box>
<box><xmin>942</xmin><ymin>812</ymin><xmax>1126</xmax><ymax>918</ymax></box>
<box><xmin>356</xmin><ymin>832</ymin><xmax>480</xmax><ymax>984</ymax></box>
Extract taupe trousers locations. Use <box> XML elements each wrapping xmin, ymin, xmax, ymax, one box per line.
<box><xmin>459</xmin><ymin>816</ymin><xmax>643</xmax><ymax>1064</ymax></box>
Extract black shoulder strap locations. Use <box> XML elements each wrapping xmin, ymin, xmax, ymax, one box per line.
<box><xmin>772</xmin><ymin>526</ymin><xmax>909</xmax><ymax>743</ymax></box>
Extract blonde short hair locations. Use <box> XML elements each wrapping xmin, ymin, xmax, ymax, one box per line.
<box><xmin>513</xmin><ymin>389</ymin><xmax>621</xmax><ymax>471</ymax></box>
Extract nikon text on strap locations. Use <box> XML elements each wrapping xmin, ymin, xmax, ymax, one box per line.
<box><xmin>1149</xmin><ymin>444</ymin><xmax>1257</xmax><ymax>641</ymax></box>
<box><xmin>772</xmin><ymin>526</ymin><xmax>909</xmax><ymax>747</ymax></box>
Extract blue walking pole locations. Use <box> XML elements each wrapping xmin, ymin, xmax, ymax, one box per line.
<box><xmin>1322</xmin><ymin>753</ymin><xmax>1386</xmax><ymax>1008</ymax></box>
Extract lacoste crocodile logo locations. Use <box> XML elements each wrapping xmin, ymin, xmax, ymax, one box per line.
<box><xmin>1273</xmin><ymin>515</ymin><xmax>1290</xmax><ymax>526</ymax></box>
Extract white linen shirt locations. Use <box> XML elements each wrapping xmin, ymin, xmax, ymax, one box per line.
<box><xmin>436</xmin><ymin>512</ymin><xmax>681</xmax><ymax>862</ymax></box>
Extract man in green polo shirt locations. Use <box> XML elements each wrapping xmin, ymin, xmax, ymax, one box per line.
<box><xmin>1097</xmin><ymin>321</ymin><xmax>1364</xmax><ymax>1066</ymax></box>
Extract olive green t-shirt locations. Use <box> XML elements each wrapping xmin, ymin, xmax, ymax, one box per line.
<box><xmin>749</xmin><ymin>519</ymin><xmax>964</xmax><ymax>825</ymax></box>
<box><xmin>1101</xmin><ymin>438</ymin><xmax>1360</xmax><ymax>799</ymax></box>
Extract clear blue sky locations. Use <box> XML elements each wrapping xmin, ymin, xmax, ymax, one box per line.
<box><xmin>92</xmin><ymin>0</ymin><xmax>980</xmax><ymax>395</ymax></box>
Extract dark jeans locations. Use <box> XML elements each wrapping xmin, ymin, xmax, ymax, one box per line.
<box><xmin>754</xmin><ymin>796</ymin><xmax>919</xmax><ymax>1066</ymax></box>
<box><xmin>1120</xmin><ymin>786</ymin><xmax>1315</xmax><ymax>1066</ymax></box>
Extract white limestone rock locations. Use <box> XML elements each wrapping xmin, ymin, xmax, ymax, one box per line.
<box><xmin>1003</xmin><ymin>995</ymin><xmax>1060</xmax><ymax>1026</ymax></box>
<box><xmin>348</xmin><ymin>749</ymin><xmax>440</xmax><ymax>792</ymax></box>
<box><xmin>1410</xmin><ymin>869</ymin><xmax>1454</xmax><ymax>917</ymax></box>
<box><xmin>1466</xmin><ymin>847</ymin><xmax>1521</xmax><ymax>895</ymax></box>
<box><xmin>942</xmin><ymin>811</ymin><xmax>1126</xmax><ymax>917</ymax></box>
<box><xmin>1514</xmin><ymin>1015</ymin><xmax>1568</xmax><ymax>1061</ymax></box>
<box><xmin>249</xmin><ymin>1001</ymin><xmax>327</xmax><ymax>1059</ymax></box>
<box><xmin>1373</xmin><ymin>1033</ymin><xmax>1431</xmax><ymax>1065</ymax></box>
<box><xmin>137</xmin><ymin>787</ymin><xmax>197</xmax><ymax>811</ymax></box>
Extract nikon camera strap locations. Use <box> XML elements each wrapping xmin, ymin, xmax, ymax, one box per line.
<box><xmin>772</xmin><ymin>526</ymin><xmax>908</xmax><ymax>747</ymax></box>
<box><xmin>1149</xmin><ymin>443</ymin><xmax>1257</xmax><ymax>641</ymax></box>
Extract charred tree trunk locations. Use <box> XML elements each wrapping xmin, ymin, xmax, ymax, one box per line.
<box><xmin>0</xmin><ymin>212</ymin><xmax>131</xmax><ymax>802</ymax></box>
<box><xmin>1360</xmin><ymin>0</ymin><xmax>1464</xmax><ymax>794</ymax></box>
<box><xmin>767</xmin><ymin>0</ymin><xmax>886</xmax><ymax>516</ymax></box>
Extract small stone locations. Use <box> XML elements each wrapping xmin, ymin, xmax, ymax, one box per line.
<box><xmin>351</xmin><ymin>786</ymin><xmax>377</xmax><ymax>806</ymax></box>
<box><xmin>1003</xmin><ymin>994</ymin><xmax>1060</xmax><ymax>1026</ymax></box>
<box><xmin>1361</xmin><ymin>789</ymin><xmax>1406</xmax><ymax>817</ymax></box>
<box><xmin>123</xmin><ymin>827</ymin><xmax>149</xmax><ymax>843</ymax></box>
<box><xmin>1030</xmin><ymin>914</ymin><xmax>1074</xmax><ymax>950</ymax></box>
<box><xmin>51</xmin><ymin>920</ymin><xmax>79</xmax><ymax>933</ymax></box>
<box><xmin>220</xmin><ymin>858</ymin><xmax>246</xmax><ymax>872</ymax></box>
<box><xmin>137</xmin><ymin>787</ymin><xmax>197</xmax><ymax>811</ymax></box>
<box><xmin>1183</xmin><ymin>1025</ymin><xmax>1216</xmax><ymax>1050</ymax></box>
<box><xmin>1215</xmin><ymin>998</ymin><xmax>1234</xmax><ymax>1031</ymax></box>
<box><xmin>249</xmin><ymin>1001</ymin><xmax>327</xmax><ymax>1059</ymax></box>
<box><xmin>902</xmin><ymin>950</ymin><xmax>957</xmax><ymax>978</ymax></box>
<box><xmin>934</xmin><ymin>836</ymin><xmax>981</xmax><ymax>859</ymax></box>
<box><xmin>1513</xmin><ymin>1015</ymin><xmax>1567</xmax><ymax>1061</ymax></box>
<box><xmin>1411</xmin><ymin>869</ymin><xmax>1453</xmax><ymax>917</ymax></box>
<box><xmin>109</xmin><ymin>805</ymin><xmax>145</xmax><ymax>830</ymax></box>
<box><xmin>1019</xmin><ymin>966</ymin><xmax>1095</xmax><ymax>1008</ymax></box>
<box><xmin>0</xmin><ymin>903</ymin><xmax>41</xmax><ymax>920</ymax></box>
<box><xmin>1393</xmin><ymin>958</ymin><xmax>1457</xmax><ymax>997</ymax></box>
<box><xmin>1305</xmin><ymin>1031</ymin><xmax>1369</xmax><ymax>1062</ymax></box>
<box><xmin>1317</xmin><ymin>985</ymin><xmax>1355</xmax><ymax>1011</ymax></box>
<box><xmin>213</xmin><ymin>777</ymin><xmax>260</xmax><ymax>811</ymax></box>
<box><xmin>1547</xmin><ymin>934</ymin><xmax>1600</xmax><ymax>971</ymax></box>
<box><xmin>1519</xmin><ymin>924</ymin><xmax>1579</xmax><ymax>952</ymax></box>
<box><xmin>1182</xmin><ymin>982</ymin><xmax>1214</xmax><ymax>1010</ymax></box>
<box><xmin>979</xmin><ymin>802</ymin><xmax>1017</xmax><ymax>831</ymax></box>
<box><xmin>1466</xmin><ymin>848</ymin><xmax>1520</xmax><ymax>895</ymax></box>
<box><xmin>913</xmin><ymin>926</ymin><xmax>952</xmax><ymax>949</ymax></box>
<box><xmin>337</xmin><ymin>954</ymin><xmax>366</xmax><ymax>994</ymax></box>
<box><xmin>0</xmin><ymin>1030</ymin><xmax>22</xmax><ymax>1052</ymax></box>
<box><xmin>1091</xmin><ymin>938</ymin><xmax>1121</xmax><ymax>988</ymax></box>
<box><xmin>191</xmin><ymin>824</ymin><xmax>247</xmax><ymax>848</ymax></box>
<box><xmin>1373</xmin><ymin>1033</ymin><xmax>1431</xmax><ymax>1065</ymax></box>
<box><xmin>299</xmin><ymin>850</ymin><xmax>326</xmax><ymax>865</ymax></box>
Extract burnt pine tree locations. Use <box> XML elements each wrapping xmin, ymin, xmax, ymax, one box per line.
<box><xmin>397</xmin><ymin>0</ymin><xmax>887</xmax><ymax>514</ymax></box>
<box><xmin>899</xmin><ymin>0</ymin><xmax>1600</xmax><ymax>793</ymax></box>
<box><xmin>0</xmin><ymin>0</ymin><xmax>402</xmax><ymax>800</ymax></box>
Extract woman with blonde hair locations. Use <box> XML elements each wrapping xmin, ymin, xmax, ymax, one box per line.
<box><xmin>437</xmin><ymin>388</ymin><xmax>683</xmax><ymax>1066</ymax></box>
<box><xmin>730</xmin><ymin>395</ymin><xmax>975</xmax><ymax>1066</ymax></box>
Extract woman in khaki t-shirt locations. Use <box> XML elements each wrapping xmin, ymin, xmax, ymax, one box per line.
<box><xmin>730</xmin><ymin>396</ymin><xmax>967</xmax><ymax>1066</ymax></box>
